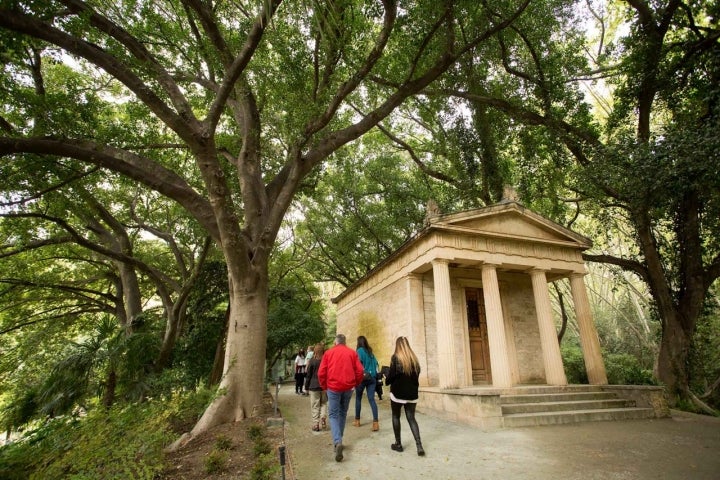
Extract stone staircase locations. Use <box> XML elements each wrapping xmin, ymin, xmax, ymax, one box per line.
<box><xmin>500</xmin><ymin>385</ymin><xmax>657</xmax><ymax>427</ymax></box>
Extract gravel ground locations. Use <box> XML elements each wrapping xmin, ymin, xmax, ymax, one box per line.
<box><xmin>277</xmin><ymin>383</ymin><xmax>720</xmax><ymax>480</ymax></box>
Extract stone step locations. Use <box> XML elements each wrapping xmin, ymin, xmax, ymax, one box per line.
<box><xmin>500</xmin><ymin>391</ymin><xmax>618</xmax><ymax>404</ymax></box>
<box><xmin>496</xmin><ymin>385</ymin><xmax>604</xmax><ymax>396</ymax></box>
<box><xmin>501</xmin><ymin>398</ymin><xmax>636</xmax><ymax>415</ymax></box>
<box><xmin>502</xmin><ymin>407</ymin><xmax>656</xmax><ymax>428</ymax></box>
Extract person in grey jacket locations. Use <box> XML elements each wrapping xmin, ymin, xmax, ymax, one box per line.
<box><xmin>304</xmin><ymin>342</ymin><xmax>327</xmax><ymax>432</ymax></box>
<box><xmin>385</xmin><ymin>336</ymin><xmax>425</xmax><ymax>456</ymax></box>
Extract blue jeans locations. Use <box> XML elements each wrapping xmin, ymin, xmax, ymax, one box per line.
<box><xmin>354</xmin><ymin>379</ymin><xmax>378</xmax><ymax>421</ymax></box>
<box><xmin>327</xmin><ymin>388</ymin><xmax>353</xmax><ymax>446</ymax></box>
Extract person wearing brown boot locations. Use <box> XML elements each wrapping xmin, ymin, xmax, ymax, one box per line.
<box><xmin>386</xmin><ymin>336</ymin><xmax>425</xmax><ymax>456</ymax></box>
<box><xmin>354</xmin><ymin>336</ymin><xmax>380</xmax><ymax>432</ymax></box>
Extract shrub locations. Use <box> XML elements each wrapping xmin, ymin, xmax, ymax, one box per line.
<box><xmin>604</xmin><ymin>353</ymin><xmax>657</xmax><ymax>385</ymax></box>
<box><xmin>561</xmin><ymin>344</ymin><xmax>588</xmax><ymax>384</ymax></box>
<box><xmin>204</xmin><ymin>449</ymin><xmax>228</xmax><ymax>474</ymax></box>
<box><xmin>247</xmin><ymin>423</ymin><xmax>265</xmax><ymax>441</ymax></box>
<box><xmin>250</xmin><ymin>452</ymin><xmax>280</xmax><ymax>480</ymax></box>
<box><xmin>214</xmin><ymin>434</ymin><xmax>233</xmax><ymax>451</ymax></box>
<box><xmin>253</xmin><ymin>439</ymin><xmax>272</xmax><ymax>456</ymax></box>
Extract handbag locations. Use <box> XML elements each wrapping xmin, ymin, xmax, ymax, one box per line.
<box><xmin>363</xmin><ymin>371</ymin><xmax>374</xmax><ymax>383</ymax></box>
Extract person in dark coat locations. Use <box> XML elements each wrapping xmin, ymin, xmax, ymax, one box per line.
<box><xmin>304</xmin><ymin>343</ymin><xmax>327</xmax><ymax>432</ymax></box>
<box><xmin>385</xmin><ymin>336</ymin><xmax>425</xmax><ymax>456</ymax></box>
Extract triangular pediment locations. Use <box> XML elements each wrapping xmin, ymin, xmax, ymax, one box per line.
<box><xmin>430</xmin><ymin>202</ymin><xmax>591</xmax><ymax>248</ymax></box>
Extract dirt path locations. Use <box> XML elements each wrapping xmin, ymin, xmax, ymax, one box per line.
<box><xmin>277</xmin><ymin>382</ymin><xmax>720</xmax><ymax>480</ymax></box>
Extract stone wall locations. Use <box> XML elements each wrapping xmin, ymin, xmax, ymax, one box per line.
<box><xmin>336</xmin><ymin>277</ymin><xmax>410</xmax><ymax>371</ymax></box>
<box><xmin>500</xmin><ymin>272</ymin><xmax>546</xmax><ymax>384</ymax></box>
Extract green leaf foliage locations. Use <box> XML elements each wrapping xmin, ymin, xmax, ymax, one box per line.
<box><xmin>0</xmin><ymin>386</ymin><xmax>213</xmax><ymax>480</ymax></box>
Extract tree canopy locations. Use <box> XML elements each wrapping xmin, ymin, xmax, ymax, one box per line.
<box><xmin>1</xmin><ymin>0</ymin><xmax>538</xmax><ymax>444</ymax></box>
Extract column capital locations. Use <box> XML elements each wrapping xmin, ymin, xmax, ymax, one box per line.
<box><xmin>569</xmin><ymin>271</ymin><xmax>588</xmax><ymax>279</ymax></box>
<box><xmin>432</xmin><ymin>258</ymin><xmax>450</xmax><ymax>266</ymax></box>
<box><xmin>529</xmin><ymin>268</ymin><xmax>549</xmax><ymax>279</ymax></box>
<box><xmin>481</xmin><ymin>262</ymin><xmax>500</xmax><ymax>271</ymax></box>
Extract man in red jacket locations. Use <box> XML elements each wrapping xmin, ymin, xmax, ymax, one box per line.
<box><xmin>319</xmin><ymin>333</ymin><xmax>364</xmax><ymax>462</ymax></box>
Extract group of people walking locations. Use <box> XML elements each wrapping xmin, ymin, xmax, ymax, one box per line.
<box><xmin>297</xmin><ymin>334</ymin><xmax>424</xmax><ymax>462</ymax></box>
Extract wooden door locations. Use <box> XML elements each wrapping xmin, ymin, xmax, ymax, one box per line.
<box><xmin>466</xmin><ymin>288</ymin><xmax>492</xmax><ymax>383</ymax></box>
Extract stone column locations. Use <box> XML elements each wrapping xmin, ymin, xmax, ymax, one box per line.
<box><xmin>530</xmin><ymin>269</ymin><xmax>568</xmax><ymax>385</ymax></box>
<box><xmin>481</xmin><ymin>263</ymin><xmax>513</xmax><ymax>388</ymax></box>
<box><xmin>432</xmin><ymin>260</ymin><xmax>459</xmax><ymax>388</ymax></box>
<box><xmin>407</xmin><ymin>274</ymin><xmax>429</xmax><ymax>386</ymax></box>
<box><xmin>570</xmin><ymin>273</ymin><xmax>608</xmax><ymax>385</ymax></box>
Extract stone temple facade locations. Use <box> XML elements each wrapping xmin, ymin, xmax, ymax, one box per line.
<box><xmin>332</xmin><ymin>201</ymin><xmax>667</xmax><ymax>426</ymax></box>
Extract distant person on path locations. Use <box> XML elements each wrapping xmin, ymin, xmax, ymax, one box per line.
<box><xmin>353</xmin><ymin>335</ymin><xmax>380</xmax><ymax>431</ymax></box>
<box><xmin>294</xmin><ymin>348</ymin><xmax>307</xmax><ymax>395</ymax></box>
<box><xmin>375</xmin><ymin>377</ymin><xmax>384</xmax><ymax>401</ymax></box>
<box><xmin>306</xmin><ymin>345</ymin><xmax>315</xmax><ymax>361</ymax></box>
<box><xmin>386</xmin><ymin>336</ymin><xmax>425</xmax><ymax>456</ymax></box>
<box><xmin>319</xmin><ymin>334</ymin><xmax>364</xmax><ymax>462</ymax></box>
<box><xmin>304</xmin><ymin>342</ymin><xmax>327</xmax><ymax>432</ymax></box>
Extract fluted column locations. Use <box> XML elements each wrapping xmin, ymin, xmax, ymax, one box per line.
<box><xmin>530</xmin><ymin>269</ymin><xmax>568</xmax><ymax>385</ymax></box>
<box><xmin>407</xmin><ymin>274</ymin><xmax>429</xmax><ymax>386</ymax></box>
<box><xmin>481</xmin><ymin>263</ymin><xmax>512</xmax><ymax>388</ymax></box>
<box><xmin>432</xmin><ymin>259</ymin><xmax>458</xmax><ymax>388</ymax></box>
<box><xmin>570</xmin><ymin>273</ymin><xmax>608</xmax><ymax>385</ymax></box>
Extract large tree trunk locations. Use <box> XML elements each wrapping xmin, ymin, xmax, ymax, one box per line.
<box><xmin>655</xmin><ymin>310</ymin><xmax>691</xmax><ymax>404</ymax></box>
<box><xmin>170</xmin><ymin>268</ymin><xmax>268</xmax><ymax>448</ymax></box>
<box><xmin>156</xmin><ymin>308</ymin><xmax>181</xmax><ymax>371</ymax></box>
<box><xmin>634</xmin><ymin>197</ymin><xmax>707</xmax><ymax>406</ymax></box>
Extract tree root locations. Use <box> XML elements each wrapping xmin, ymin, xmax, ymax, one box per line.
<box><xmin>166</xmin><ymin>432</ymin><xmax>193</xmax><ymax>452</ymax></box>
<box><xmin>689</xmin><ymin>390</ymin><xmax>719</xmax><ymax>416</ymax></box>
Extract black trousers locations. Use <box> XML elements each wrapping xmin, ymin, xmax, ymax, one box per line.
<box><xmin>294</xmin><ymin>372</ymin><xmax>305</xmax><ymax>392</ymax></box>
<box><xmin>391</xmin><ymin>400</ymin><xmax>422</xmax><ymax>445</ymax></box>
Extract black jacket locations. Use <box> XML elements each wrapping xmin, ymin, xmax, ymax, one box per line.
<box><xmin>304</xmin><ymin>357</ymin><xmax>323</xmax><ymax>391</ymax></box>
<box><xmin>385</xmin><ymin>355</ymin><xmax>419</xmax><ymax>400</ymax></box>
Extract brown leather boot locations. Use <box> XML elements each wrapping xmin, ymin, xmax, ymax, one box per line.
<box><xmin>372</xmin><ymin>421</ymin><xmax>379</xmax><ymax>431</ymax></box>
<box><xmin>353</xmin><ymin>418</ymin><xmax>361</xmax><ymax>427</ymax></box>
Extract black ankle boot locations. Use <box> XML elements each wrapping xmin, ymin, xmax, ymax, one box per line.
<box><xmin>391</xmin><ymin>442</ymin><xmax>403</xmax><ymax>452</ymax></box>
<box><xmin>416</xmin><ymin>443</ymin><xmax>425</xmax><ymax>456</ymax></box>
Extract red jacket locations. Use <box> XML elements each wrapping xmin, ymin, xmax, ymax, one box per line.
<box><xmin>318</xmin><ymin>343</ymin><xmax>364</xmax><ymax>392</ymax></box>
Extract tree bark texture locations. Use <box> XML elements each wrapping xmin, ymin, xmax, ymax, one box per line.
<box><xmin>188</xmin><ymin>273</ymin><xmax>268</xmax><ymax>437</ymax></box>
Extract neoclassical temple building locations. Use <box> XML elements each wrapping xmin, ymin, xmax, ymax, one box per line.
<box><xmin>333</xmin><ymin>200</ymin><xmax>667</xmax><ymax>427</ymax></box>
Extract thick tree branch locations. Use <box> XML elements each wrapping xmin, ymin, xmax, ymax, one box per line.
<box><xmin>0</xmin><ymin>8</ymin><xmax>193</xmax><ymax>140</ymax></box>
<box><xmin>2</xmin><ymin>211</ymin><xmax>174</xmax><ymax>293</ymax></box>
<box><xmin>181</xmin><ymin>0</ymin><xmax>232</xmax><ymax>64</ymax></box>
<box><xmin>61</xmin><ymin>0</ymin><xmax>198</xmax><ymax>126</ymax></box>
<box><xmin>302</xmin><ymin>0</ymin><xmax>398</xmax><ymax>140</ymax></box>
<box><xmin>372</xmin><ymin>115</ymin><xmax>460</xmax><ymax>186</ymax></box>
<box><xmin>0</xmin><ymin>115</ymin><xmax>15</xmax><ymax>134</ymax></box>
<box><xmin>0</xmin><ymin>306</ymin><xmax>111</xmax><ymax>335</ymax></box>
<box><xmin>1</xmin><ymin>166</ymin><xmax>100</xmax><ymax>208</ymax></box>
<box><xmin>406</xmin><ymin>2</ymin><xmax>452</xmax><ymax>82</ymax></box>
<box><xmin>207</xmin><ymin>0</ymin><xmax>282</xmax><ymax>130</ymax></box>
<box><xmin>582</xmin><ymin>253</ymin><xmax>650</xmax><ymax>284</ymax></box>
<box><xmin>0</xmin><ymin>236</ymin><xmax>74</xmax><ymax>259</ymax></box>
<box><xmin>0</xmin><ymin>137</ymin><xmax>219</xmax><ymax>239</ymax></box>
